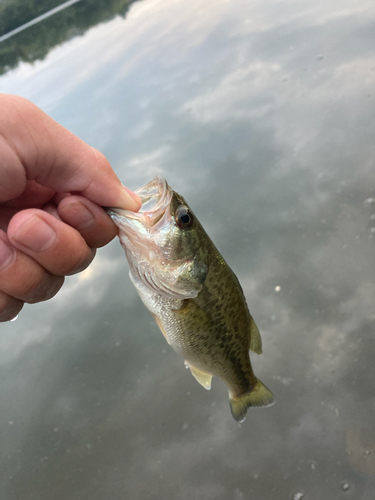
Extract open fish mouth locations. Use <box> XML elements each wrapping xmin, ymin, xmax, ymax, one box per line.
<box><xmin>106</xmin><ymin>175</ymin><xmax>173</xmax><ymax>232</ymax></box>
<box><xmin>135</xmin><ymin>175</ymin><xmax>171</xmax><ymax>214</ymax></box>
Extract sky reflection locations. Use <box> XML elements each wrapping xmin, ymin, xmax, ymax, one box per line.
<box><xmin>1</xmin><ymin>0</ymin><xmax>375</xmax><ymax>498</ymax></box>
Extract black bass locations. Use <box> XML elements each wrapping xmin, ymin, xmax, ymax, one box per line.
<box><xmin>107</xmin><ymin>176</ymin><xmax>274</xmax><ymax>422</ymax></box>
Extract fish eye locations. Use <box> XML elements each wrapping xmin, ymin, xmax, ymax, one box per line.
<box><xmin>175</xmin><ymin>205</ymin><xmax>194</xmax><ymax>229</ymax></box>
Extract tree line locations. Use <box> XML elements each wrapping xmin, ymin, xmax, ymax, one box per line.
<box><xmin>0</xmin><ymin>0</ymin><xmax>139</xmax><ymax>75</ymax></box>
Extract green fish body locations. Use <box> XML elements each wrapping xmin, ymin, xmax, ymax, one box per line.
<box><xmin>108</xmin><ymin>176</ymin><xmax>274</xmax><ymax>422</ymax></box>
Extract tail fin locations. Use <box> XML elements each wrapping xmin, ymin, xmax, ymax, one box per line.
<box><xmin>229</xmin><ymin>378</ymin><xmax>275</xmax><ymax>422</ymax></box>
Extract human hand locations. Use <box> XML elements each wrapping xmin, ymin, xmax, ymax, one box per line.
<box><xmin>0</xmin><ymin>94</ymin><xmax>141</xmax><ymax>322</ymax></box>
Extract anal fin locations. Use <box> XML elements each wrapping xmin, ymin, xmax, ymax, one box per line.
<box><xmin>185</xmin><ymin>361</ymin><xmax>212</xmax><ymax>390</ymax></box>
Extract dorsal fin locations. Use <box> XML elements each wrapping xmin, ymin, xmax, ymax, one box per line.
<box><xmin>249</xmin><ymin>316</ymin><xmax>263</xmax><ymax>355</ymax></box>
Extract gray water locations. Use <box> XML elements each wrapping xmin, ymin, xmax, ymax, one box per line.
<box><xmin>1</xmin><ymin>0</ymin><xmax>375</xmax><ymax>498</ymax></box>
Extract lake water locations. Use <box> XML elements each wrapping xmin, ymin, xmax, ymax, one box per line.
<box><xmin>1</xmin><ymin>0</ymin><xmax>375</xmax><ymax>498</ymax></box>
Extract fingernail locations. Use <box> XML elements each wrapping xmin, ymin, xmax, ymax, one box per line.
<box><xmin>59</xmin><ymin>201</ymin><xmax>94</xmax><ymax>230</ymax></box>
<box><xmin>120</xmin><ymin>185</ymin><xmax>142</xmax><ymax>211</ymax></box>
<box><xmin>13</xmin><ymin>215</ymin><xmax>56</xmax><ymax>252</ymax></box>
<box><xmin>0</xmin><ymin>237</ymin><xmax>15</xmax><ymax>270</ymax></box>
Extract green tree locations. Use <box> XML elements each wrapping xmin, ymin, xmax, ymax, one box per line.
<box><xmin>0</xmin><ymin>0</ymin><xmax>140</xmax><ymax>75</ymax></box>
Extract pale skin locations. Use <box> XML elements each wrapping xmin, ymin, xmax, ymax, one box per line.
<box><xmin>0</xmin><ymin>94</ymin><xmax>141</xmax><ymax>322</ymax></box>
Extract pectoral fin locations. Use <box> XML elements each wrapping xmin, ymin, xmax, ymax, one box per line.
<box><xmin>185</xmin><ymin>361</ymin><xmax>213</xmax><ymax>390</ymax></box>
<box><xmin>175</xmin><ymin>259</ymin><xmax>208</xmax><ymax>297</ymax></box>
<box><xmin>249</xmin><ymin>316</ymin><xmax>263</xmax><ymax>355</ymax></box>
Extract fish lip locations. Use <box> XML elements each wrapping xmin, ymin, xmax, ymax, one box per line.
<box><xmin>106</xmin><ymin>175</ymin><xmax>173</xmax><ymax>229</ymax></box>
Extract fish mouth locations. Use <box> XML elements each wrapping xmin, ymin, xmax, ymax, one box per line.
<box><xmin>107</xmin><ymin>175</ymin><xmax>173</xmax><ymax>231</ymax></box>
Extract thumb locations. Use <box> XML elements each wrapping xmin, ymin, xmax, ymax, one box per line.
<box><xmin>0</xmin><ymin>94</ymin><xmax>141</xmax><ymax>210</ymax></box>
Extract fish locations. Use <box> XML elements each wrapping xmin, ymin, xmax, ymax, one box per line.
<box><xmin>107</xmin><ymin>176</ymin><xmax>274</xmax><ymax>422</ymax></box>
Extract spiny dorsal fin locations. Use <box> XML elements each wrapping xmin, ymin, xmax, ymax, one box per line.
<box><xmin>185</xmin><ymin>361</ymin><xmax>213</xmax><ymax>390</ymax></box>
<box><xmin>249</xmin><ymin>316</ymin><xmax>263</xmax><ymax>355</ymax></box>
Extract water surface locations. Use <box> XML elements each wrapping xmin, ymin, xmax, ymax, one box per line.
<box><xmin>1</xmin><ymin>0</ymin><xmax>375</xmax><ymax>498</ymax></box>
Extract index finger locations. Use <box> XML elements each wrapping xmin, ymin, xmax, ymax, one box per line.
<box><xmin>0</xmin><ymin>94</ymin><xmax>141</xmax><ymax>210</ymax></box>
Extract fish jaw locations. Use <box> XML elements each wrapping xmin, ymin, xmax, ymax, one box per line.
<box><xmin>106</xmin><ymin>175</ymin><xmax>173</xmax><ymax>241</ymax></box>
<box><xmin>106</xmin><ymin>176</ymin><xmax>207</xmax><ymax>300</ymax></box>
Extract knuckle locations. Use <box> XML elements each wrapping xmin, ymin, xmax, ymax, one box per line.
<box><xmin>89</xmin><ymin>147</ymin><xmax>108</xmax><ymax>166</ymax></box>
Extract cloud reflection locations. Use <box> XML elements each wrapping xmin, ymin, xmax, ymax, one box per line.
<box><xmin>1</xmin><ymin>0</ymin><xmax>375</xmax><ymax>498</ymax></box>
